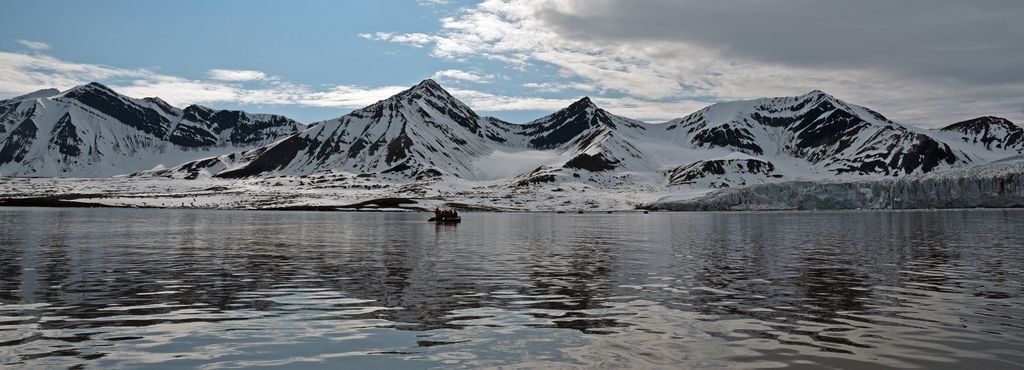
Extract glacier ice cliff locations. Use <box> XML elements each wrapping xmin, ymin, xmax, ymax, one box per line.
<box><xmin>644</xmin><ymin>157</ymin><xmax>1024</xmax><ymax>211</ymax></box>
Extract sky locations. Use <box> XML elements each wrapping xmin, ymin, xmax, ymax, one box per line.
<box><xmin>1</xmin><ymin>0</ymin><xmax>1021</xmax><ymax>127</ymax></box>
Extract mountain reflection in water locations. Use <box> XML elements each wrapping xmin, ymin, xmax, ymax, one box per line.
<box><xmin>1</xmin><ymin>208</ymin><xmax>1022</xmax><ymax>369</ymax></box>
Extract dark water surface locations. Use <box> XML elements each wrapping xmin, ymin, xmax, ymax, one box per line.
<box><xmin>1</xmin><ymin>207</ymin><xmax>1022</xmax><ymax>369</ymax></box>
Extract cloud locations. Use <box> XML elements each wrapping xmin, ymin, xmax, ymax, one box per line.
<box><xmin>2</xmin><ymin>43</ymin><xmax>1021</xmax><ymax>126</ymax></box>
<box><xmin>522</xmin><ymin>82</ymin><xmax>595</xmax><ymax>93</ymax></box>
<box><xmin>543</xmin><ymin>0</ymin><xmax>1024</xmax><ymax>86</ymax></box>
<box><xmin>450</xmin><ymin>88</ymin><xmax>706</xmax><ymax>121</ymax></box>
<box><xmin>416</xmin><ymin>0</ymin><xmax>450</xmax><ymax>6</ymax></box>
<box><xmin>294</xmin><ymin>85</ymin><xmax>410</xmax><ymax>108</ymax></box>
<box><xmin>358</xmin><ymin>32</ymin><xmax>436</xmax><ymax>48</ymax></box>
<box><xmin>362</xmin><ymin>0</ymin><xmax>1024</xmax><ymax>127</ymax></box>
<box><xmin>206</xmin><ymin>69</ymin><xmax>272</xmax><ymax>81</ymax></box>
<box><xmin>431</xmin><ymin>69</ymin><xmax>494</xmax><ymax>83</ymax></box>
<box><xmin>0</xmin><ymin>50</ymin><xmax>699</xmax><ymax>122</ymax></box>
<box><xmin>0</xmin><ymin>51</ymin><xmax>151</xmax><ymax>96</ymax></box>
<box><xmin>449</xmin><ymin>88</ymin><xmax>575</xmax><ymax>112</ymax></box>
<box><xmin>16</xmin><ymin>40</ymin><xmax>50</xmax><ymax>50</ymax></box>
<box><xmin>0</xmin><ymin>51</ymin><xmax>409</xmax><ymax>110</ymax></box>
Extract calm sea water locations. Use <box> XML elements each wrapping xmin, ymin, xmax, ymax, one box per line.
<box><xmin>0</xmin><ymin>207</ymin><xmax>1022</xmax><ymax>369</ymax></box>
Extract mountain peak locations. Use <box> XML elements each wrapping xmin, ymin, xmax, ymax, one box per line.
<box><xmin>143</xmin><ymin>96</ymin><xmax>172</xmax><ymax>107</ymax></box>
<box><xmin>184</xmin><ymin>103</ymin><xmax>214</xmax><ymax>112</ymax></box>
<box><xmin>386</xmin><ymin>79</ymin><xmax>481</xmax><ymax>122</ymax></box>
<box><xmin>391</xmin><ymin>78</ymin><xmax>457</xmax><ymax>103</ymax></box>
<box><xmin>802</xmin><ymin>89</ymin><xmax>834</xmax><ymax>100</ymax></box>
<box><xmin>63</xmin><ymin>82</ymin><xmax>118</xmax><ymax>97</ymax></box>
<box><xmin>979</xmin><ymin>115</ymin><xmax>1012</xmax><ymax>123</ymax></box>
<box><xmin>567</xmin><ymin>96</ymin><xmax>598</xmax><ymax>111</ymax></box>
<box><xmin>7</xmin><ymin>88</ymin><xmax>60</xmax><ymax>102</ymax></box>
<box><xmin>143</xmin><ymin>96</ymin><xmax>176</xmax><ymax>114</ymax></box>
<box><xmin>942</xmin><ymin>116</ymin><xmax>1020</xmax><ymax>132</ymax></box>
<box><xmin>83</xmin><ymin>82</ymin><xmax>114</xmax><ymax>91</ymax></box>
<box><xmin>414</xmin><ymin>78</ymin><xmax>442</xmax><ymax>90</ymax></box>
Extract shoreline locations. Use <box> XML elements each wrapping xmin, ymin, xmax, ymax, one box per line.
<box><xmin>3</xmin><ymin>195</ymin><xmax>1022</xmax><ymax>213</ymax></box>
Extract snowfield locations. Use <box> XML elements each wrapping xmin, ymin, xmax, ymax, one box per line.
<box><xmin>0</xmin><ymin>174</ymin><xmax>677</xmax><ymax>211</ymax></box>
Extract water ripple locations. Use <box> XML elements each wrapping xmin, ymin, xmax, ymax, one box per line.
<box><xmin>1</xmin><ymin>208</ymin><xmax>1022</xmax><ymax>368</ymax></box>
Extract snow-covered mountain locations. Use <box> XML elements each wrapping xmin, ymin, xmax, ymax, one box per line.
<box><xmin>497</xmin><ymin>96</ymin><xmax>663</xmax><ymax>187</ymax></box>
<box><xmin>153</xmin><ymin>80</ymin><xmax>1022</xmax><ymax>189</ymax></box>
<box><xmin>661</xmin><ymin>90</ymin><xmax>969</xmax><ymax>176</ymax></box>
<box><xmin>7</xmin><ymin>80</ymin><xmax>1021</xmax><ymax>192</ymax></box>
<box><xmin>0</xmin><ymin>83</ymin><xmax>302</xmax><ymax>176</ymax></box>
<box><xmin>937</xmin><ymin>116</ymin><xmax>1024</xmax><ymax>155</ymax></box>
<box><xmin>210</xmin><ymin>79</ymin><xmax>512</xmax><ymax>179</ymax></box>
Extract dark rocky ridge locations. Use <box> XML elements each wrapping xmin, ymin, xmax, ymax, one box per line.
<box><xmin>0</xmin><ymin>117</ymin><xmax>37</xmax><ymax>164</ymax></box>
<box><xmin>48</xmin><ymin>113</ymin><xmax>83</xmax><ymax>159</ymax></box>
<box><xmin>63</xmin><ymin>82</ymin><xmax>173</xmax><ymax>138</ymax></box>
<box><xmin>519</xmin><ymin>97</ymin><xmax>646</xmax><ymax>151</ymax></box>
<box><xmin>565</xmin><ymin>152</ymin><xmax>619</xmax><ymax>172</ymax></box>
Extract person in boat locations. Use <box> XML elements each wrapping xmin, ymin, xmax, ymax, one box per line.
<box><xmin>434</xmin><ymin>209</ymin><xmax>457</xmax><ymax>219</ymax></box>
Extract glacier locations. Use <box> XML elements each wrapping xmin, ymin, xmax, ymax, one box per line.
<box><xmin>644</xmin><ymin>157</ymin><xmax>1024</xmax><ymax>211</ymax></box>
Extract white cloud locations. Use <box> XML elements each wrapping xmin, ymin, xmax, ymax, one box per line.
<box><xmin>450</xmin><ymin>88</ymin><xmax>575</xmax><ymax>112</ymax></box>
<box><xmin>522</xmin><ymin>82</ymin><xmax>595</xmax><ymax>93</ymax></box>
<box><xmin>358</xmin><ymin>32</ymin><xmax>436</xmax><ymax>48</ymax></box>
<box><xmin>416</xmin><ymin>0</ymin><xmax>450</xmax><ymax>6</ymax></box>
<box><xmin>431</xmin><ymin>69</ymin><xmax>494</xmax><ymax>83</ymax></box>
<box><xmin>0</xmin><ymin>50</ymin><xmax>699</xmax><ymax>122</ymax></box>
<box><xmin>16</xmin><ymin>40</ymin><xmax>50</xmax><ymax>50</ymax></box>
<box><xmin>296</xmin><ymin>85</ymin><xmax>410</xmax><ymax>108</ymax></box>
<box><xmin>206</xmin><ymin>69</ymin><xmax>272</xmax><ymax>81</ymax></box>
<box><xmin>361</xmin><ymin>0</ymin><xmax>1024</xmax><ymax>127</ymax></box>
<box><xmin>448</xmin><ymin>88</ymin><xmax>706</xmax><ymax>122</ymax></box>
<box><xmin>0</xmin><ymin>51</ymin><xmax>151</xmax><ymax>95</ymax></box>
<box><xmin>0</xmin><ymin>51</ymin><xmax>408</xmax><ymax>110</ymax></box>
<box><xmin>3</xmin><ymin>45</ymin><xmax>1020</xmax><ymax>126</ymax></box>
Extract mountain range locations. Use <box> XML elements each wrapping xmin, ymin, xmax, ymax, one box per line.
<box><xmin>0</xmin><ymin>83</ymin><xmax>301</xmax><ymax>177</ymax></box>
<box><xmin>2</xmin><ymin>80</ymin><xmax>1022</xmax><ymax>191</ymax></box>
